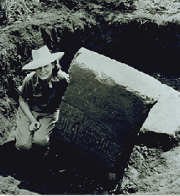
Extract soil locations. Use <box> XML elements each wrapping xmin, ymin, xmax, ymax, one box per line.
<box><xmin>1</xmin><ymin>0</ymin><xmax>180</xmax><ymax>195</ymax></box>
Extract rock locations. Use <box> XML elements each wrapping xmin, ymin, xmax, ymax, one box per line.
<box><xmin>53</xmin><ymin>47</ymin><xmax>158</xmax><ymax>173</ymax></box>
<box><xmin>141</xmin><ymin>94</ymin><xmax>180</xmax><ymax>137</ymax></box>
<box><xmin>126</xmin><ymin>166</ymin><xmax>139</xmax><ymax>179</ymax></box>
<box><xmin>138</xmin><ymin>91</ymin><xmax>180</xmax><ymax>150</ymax></box>
<box><xmin>125</xmin><ymin>182</ymin><xmax>138</xmax><ymax>194</ymax></box>
<box><xmin>52</xmin><ymin>47</ymin><xmax>180</xmax><ymax>180</ymax></box>
<box><xmin>32</xmin><ymin>0</ymin><xmax>40</xmax><ymax>6</ymax></box>
<box><xmin>108</xmin><ymin>172</ymin><xmax>116</xmax><ymax>181</ymax></box>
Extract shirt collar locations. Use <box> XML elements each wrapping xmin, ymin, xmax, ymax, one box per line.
<box><xmin>34</xmin><ymin>74</ymin><xmax>59</xmax><ymax>88</ymax></box>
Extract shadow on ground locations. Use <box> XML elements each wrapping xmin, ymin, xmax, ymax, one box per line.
<box><xmin>0</xmin><ymin>142</ymin><xmax>113</xmax><ymax>195</ymax></box>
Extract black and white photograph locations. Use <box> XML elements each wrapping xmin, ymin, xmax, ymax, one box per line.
<box><xmin>0</xmin><ymin>0</ymin><xmax>180</xmax><ymax>194</ymax></box>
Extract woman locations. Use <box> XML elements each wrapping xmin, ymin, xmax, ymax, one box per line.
<box><xmin>0</xmin><ymin>45</ymin><xmax>69</xmax><ymax>171</ymax></box>
<box><xmin>15</xmin><ymin>45</ymin><xmax>69</xmax><ymax>154</ymax></box>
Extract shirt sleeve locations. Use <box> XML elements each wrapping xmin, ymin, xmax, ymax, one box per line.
<box><xmin>57</xmin><ymin>70</ymin><xmax>69</xmax><ymax>83</ymax></box>
<box><xmin>19</xmin><ymin>74</ymin><xmax>33</xmax><ymax>101</ymax></box>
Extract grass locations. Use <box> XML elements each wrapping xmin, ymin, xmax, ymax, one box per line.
<box><xmin>0</xmin><ymin>0</ymin><xmax>38</xmax><ymax>24</ymax></box>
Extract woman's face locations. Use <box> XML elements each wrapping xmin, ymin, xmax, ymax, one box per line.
<box><xmin>35</xmin><ymin>63</ymin><xmax>54</xmax><ymax>80</ymax></box>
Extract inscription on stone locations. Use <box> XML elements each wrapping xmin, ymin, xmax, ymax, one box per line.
<box><xmin>55</xmin><ymin>102</ymin><xmax>122</xmax><ymax>162</ymax></box>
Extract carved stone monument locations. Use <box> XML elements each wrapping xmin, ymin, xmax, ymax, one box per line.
<box><xmin>52</xmin><ymin>48</ymin><xmax>161</xmax><ymax>176</ymax></box>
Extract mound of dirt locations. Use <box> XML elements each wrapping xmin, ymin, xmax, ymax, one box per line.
<box><xmin>118</xmin><ymin>145</ymin><xmax>180</xmax><ymax>195</ymax></box>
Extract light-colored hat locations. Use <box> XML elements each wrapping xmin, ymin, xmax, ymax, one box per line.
<box><xmin>22</xmin><ymin>45</ymin><xmax>64</xmax><ymax>70</ymax></box>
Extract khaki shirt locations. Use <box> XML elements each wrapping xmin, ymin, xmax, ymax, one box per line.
<box><xmin>19</xmin><ymin>71</ymin><xmax>68</xmax><ymax>113</ymax></box>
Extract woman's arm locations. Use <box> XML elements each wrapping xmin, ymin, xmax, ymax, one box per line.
<box><xmin>19</xmin><ymin>96</ymin><xmax>40</xmax><ymax>131</ymax></box>
<box><xmin>19</xmin><ymin>96</ymin><xmax>36</xmax><ymax>122</ymax></box>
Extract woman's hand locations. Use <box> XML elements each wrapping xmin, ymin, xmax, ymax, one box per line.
<box><xmin>19</xmin><ymin>96</ymin><xmax>40</xmax><ymax>132</ymax></box>
<box><xmin>29</xmin><ymin>121</ymin><xmax>40</xmax><ymax>132</ymax></box>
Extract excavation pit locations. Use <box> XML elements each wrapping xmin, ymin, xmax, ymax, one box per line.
<box><xmin>1</xmin><ymin>4</ymin><xmax>180</xmax><ymax>193</ymax></box>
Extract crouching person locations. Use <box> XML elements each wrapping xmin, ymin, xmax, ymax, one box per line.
<box><xmin>15</xmin><ymin>45</ymin><xmax>68</xmax><ymax>160</ymax></box>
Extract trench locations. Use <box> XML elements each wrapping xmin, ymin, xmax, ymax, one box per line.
<box><xmin>3</xmin><ymin>19</ymin><xmax>180</xmax><ymax>99</ymax></box>
<box><xmin>42</xmin><ymin>21</ymin><xmax>180</xmax><ymax>77</ymax></box>
<box><xmin>1</xmin><ymin>14</ymin><xmax>180</xmax><ymax>194</ymax></box>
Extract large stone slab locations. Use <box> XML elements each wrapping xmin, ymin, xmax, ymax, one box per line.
<box><xmin>53</xmin><ymin>48</ymin><xmax>159</xmax><ymax>169</ymax></box>
<box><xmin>53</xmin><ymin>48</ymin><xmax>180</xmax><ymax>173</ymax></box>
<box><xmin>139</xmin><ymin>93</ymin><xmax>180</xmax><ymax>150</ymax></box>
<box><xmin>141</xmin><ymin>94</ymin><xmax>180</xmax><ymax>136</ymax></box>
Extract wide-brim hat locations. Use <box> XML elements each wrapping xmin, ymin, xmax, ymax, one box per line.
<box><xmin>22</xmin><ymin>45</ymin><xmax>64</xmax><ymax>70</ymax></box>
